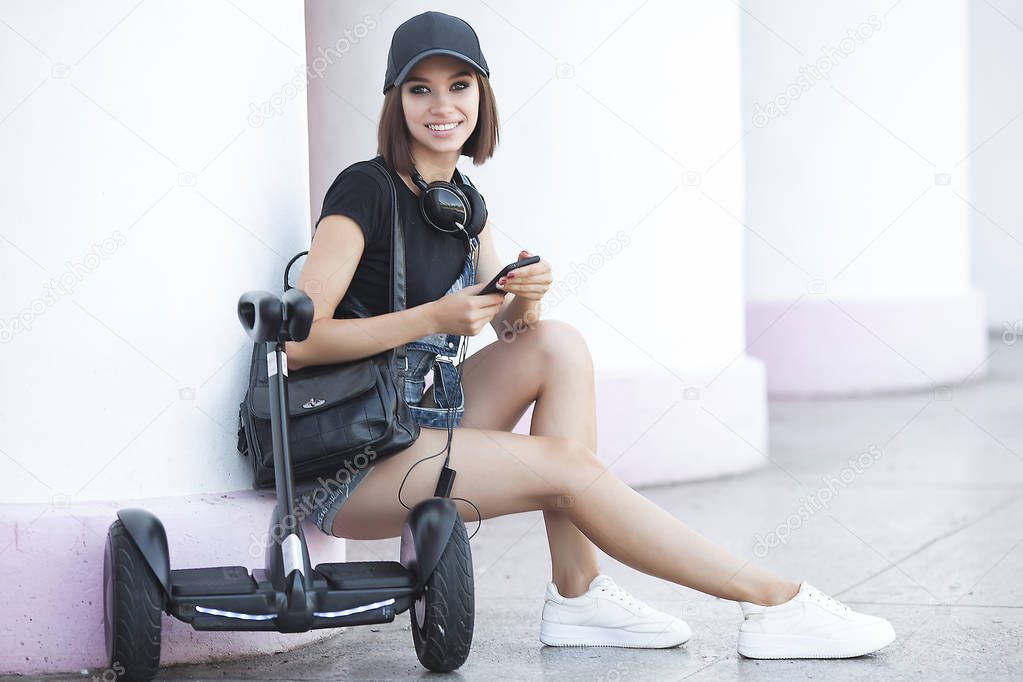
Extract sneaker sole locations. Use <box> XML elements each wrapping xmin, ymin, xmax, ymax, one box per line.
<box><xmin>540</xmin><ymin>621</ymin><xmax>691</xmax><ymax>648</ymax></box>
<box><xmin>737</xmin><ymin>629</ymin><xmax>896</xmax><ymax>659</ymax></box>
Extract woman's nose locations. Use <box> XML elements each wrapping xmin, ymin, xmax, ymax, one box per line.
<box><xmin>430</xmin><ymin>91</ymin><xmax>456</xmax><ymax>112</ymax></box>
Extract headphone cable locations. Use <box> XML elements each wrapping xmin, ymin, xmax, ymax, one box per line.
<box><xmin>397</xmin><ymin>228</ymin><xmax>483</xmax><ymax>540</ymax></box>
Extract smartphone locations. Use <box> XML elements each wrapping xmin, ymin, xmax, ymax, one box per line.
<box><xmin>477</xmin><ymin>255</ymin><xmax>540</xmax><ymax>295</ymax></box>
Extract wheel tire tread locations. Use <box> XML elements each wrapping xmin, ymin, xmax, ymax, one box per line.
<box><xmin>107</xmin><ymin>520</ymin><xmax>163</xmax><ymax>682</ymax></box>
<box><xmin>411</xmin><ymin>518</ymin><xmax>474</xmax><ymax>672</ymax></box>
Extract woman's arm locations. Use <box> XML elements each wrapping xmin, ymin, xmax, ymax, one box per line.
<box><xmin>285</xmin><ymin>214</ymin><xmax>438</xmax><ymax>371</ymax></box>
<box><xmin>494</xmin><ymin>286</ymin><xmax>541</xmax><ymax>335</ymax></box>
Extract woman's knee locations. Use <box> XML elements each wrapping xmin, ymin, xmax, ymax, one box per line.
<box><xmin>536</xmin><ymin>436</ymin><xmax>606</xmax><ymax>511</ymax></box>
<box><xmin>529</xmin><ymin>319</ymin><xmax>593</xmax><ymax>372</ymax></box>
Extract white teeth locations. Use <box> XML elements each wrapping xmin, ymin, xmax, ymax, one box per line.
<box><xmin>427</xmin><ymin>121</ymin><xmax>460</xmax><ymax>131</ymax></box>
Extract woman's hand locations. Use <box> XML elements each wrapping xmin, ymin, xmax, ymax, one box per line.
<box><xmin>428</xmin><ymin>283</ymin><xmax>506</xmax><ymax>336</ymax></box>
<box><xmin>497</xmin><ymin>250</ymin><xmax>552</xmax><ymax>301</ymax></box>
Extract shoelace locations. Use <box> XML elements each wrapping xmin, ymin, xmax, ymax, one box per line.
<box><xmin>808</xmin><ymin>589</ymin><xmax>851</xmax><ymax>615</ymax></box>
<box><xmin>597</xmin><ymin>579</ymin><xmax>650</xmax><ymax>612</ymax></box>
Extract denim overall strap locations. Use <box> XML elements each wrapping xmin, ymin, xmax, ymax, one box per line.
<box><xmin>403</xmin><ymin>235</ymin><xmax>479</xmax><ymax>429</ymax></box>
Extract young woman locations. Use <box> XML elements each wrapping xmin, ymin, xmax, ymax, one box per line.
<box><xmin>287</xmin><ymin>11</ymin><xmax>896</xmax><ymax>660</ymax></box>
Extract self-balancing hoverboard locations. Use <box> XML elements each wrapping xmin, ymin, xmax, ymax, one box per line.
<box><xmin>103</xmin><ymin>287</ymin><xmax>474</xmax><ymax>680</ymax></box>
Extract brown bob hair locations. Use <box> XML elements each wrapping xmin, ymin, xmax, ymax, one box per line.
<box><xmin>377</xmin><ymin>73</ymin><xmax>500</xmax><ymax>176</ymax></box>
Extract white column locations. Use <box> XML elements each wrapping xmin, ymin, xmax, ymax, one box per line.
<box><xmin>741</xmin><ymin>0</ymin><xmax>988</xmax><ymax>395</ymax></box>
<box><xmin>306</xmin><ymin>1</ymin><xmax>767</xmax><ymax>486</ymax></box>
<box><xmin>0</xmin><ymin>1</ymin><xmax>342</xmax><ymax>674</ymax></box>
<box><xmin>967</xmin><ymin>0</ymin><xmax>1023</xmax><ymax>333</ymax></box>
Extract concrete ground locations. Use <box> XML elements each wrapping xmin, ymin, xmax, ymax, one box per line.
<box><xmin>38</xmin><ymin>335</ymin><xmax>1023</xmax><ymax>680</ymax></box>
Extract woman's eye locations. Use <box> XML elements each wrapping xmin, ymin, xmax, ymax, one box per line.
<box><xmin>410</xmin><ymin>81</ymin><xmax>470</xmax><ymax>95</ymax></box>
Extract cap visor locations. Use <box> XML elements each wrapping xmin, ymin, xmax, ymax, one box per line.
<box><xmin>391</xmin><ymin>49</ymin><xmax>487</xmax><ymax>89</ymax></box>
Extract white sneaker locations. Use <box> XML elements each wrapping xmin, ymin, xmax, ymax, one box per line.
<box><xmin>737</xmin><ymin>581</ymin><xmax>896</xmax><ymax>659</ymax></box>
<box><xmin>539</xmin><ymin>574</ymin><xmax>691</xmax><ymax>648</ymax></box>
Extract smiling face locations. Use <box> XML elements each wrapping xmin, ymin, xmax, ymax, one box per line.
<box><xmin>400</xmin><ymin>54</ymin><xmax>480</xmax><ymax>159</ymax></box>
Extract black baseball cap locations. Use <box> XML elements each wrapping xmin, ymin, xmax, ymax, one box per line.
<box><xmin>383</xmin><ymin>11</ymin><xmax>490</xmax><ymax>94</ymax></box>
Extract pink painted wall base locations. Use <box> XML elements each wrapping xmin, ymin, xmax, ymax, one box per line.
<box><xmin>0</xmin><ymin>491</ymin><xmax>347</xmax><ymax>675</ymax></box>
<box><xmin>747</xmin><ymin>292</ymin><xmax>989</xmax><ymax>396</ymax></box>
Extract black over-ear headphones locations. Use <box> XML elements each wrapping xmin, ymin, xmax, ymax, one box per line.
<box><xmin>410</xmin><ymin>165</ymin><xmax>488</xmax><ymax>241</ymax></box>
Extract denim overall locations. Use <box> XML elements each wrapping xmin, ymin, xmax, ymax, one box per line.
<box><xmin>298</xmin><ymin>235</ymin><xmax>479</xmax><ymax>536</ymax></box>
<box><xmin>404</xmin><ymin>234</ymin><xmax>479</xmax><ymax>430</ymax></box>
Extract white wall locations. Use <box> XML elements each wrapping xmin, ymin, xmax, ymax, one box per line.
<box><xmin>307</xmin><ymin>0</ymin><xmax>751</xmax><ymax>365</ymax></box>
<box><xmin>306</xmin><ymin>0</ymin><xmax>767</xmax><ymax>484</ymax></box>
<box><xmin>743</xmin><ymin>0</ymin><xmax>969</xmax><ymax>300</ymax></box>
<box><xmin>967</xmin><ymin>0</ymin><xmax>1023</xmax><ymax>330</ymax></box>
<box><xmin>1</xmin><ymin>1</ymin><xmax>311</xmax><ymax>503</ymax></box>
<box><xmin>739</xmin><ymin>0</ymin><xmax>989</xmax><ymax>395</ymax></box>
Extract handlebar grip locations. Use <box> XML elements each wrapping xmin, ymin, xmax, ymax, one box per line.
<box><xmin>281</xmin><ymin>288</ymin><xmax>314</xmax><ymax>343</ymax></box>
<box><xmin>237</xmin><ymin>290</ymin><xmax>282</xmax><ymax>344</ymax></box>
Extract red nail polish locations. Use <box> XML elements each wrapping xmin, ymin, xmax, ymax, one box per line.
<box><xmin>507</xmin><ymin>273</ymin><xmax>516</xmax><ymax>279</ymax></box>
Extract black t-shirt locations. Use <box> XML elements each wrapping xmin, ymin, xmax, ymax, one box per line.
<box><xmin>315</xmin><ymin>155</ymin><xmax>468</xmax><ymax>318</ymax></box>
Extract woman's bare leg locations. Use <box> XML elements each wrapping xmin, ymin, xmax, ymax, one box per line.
<box><xmin>452</xmin><ymin>320</ymin><xmax>601</xmax><ymax>598</ymax></box>
<box><xmin>332</xmin><ymin>326</ymin><xmax>799</xmax><ymax>607</ymax></box>
<box><xmin>333</xmin><ymin>423</ymin><xmax>796</xmax><ymax>606</ymax></box>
